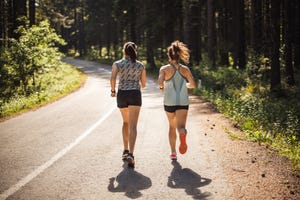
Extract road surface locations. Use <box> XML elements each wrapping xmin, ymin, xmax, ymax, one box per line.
<box><xmin>0</xmin><ymin>58</ymin><xmax>299</xmax><ymax>200</ymax></box>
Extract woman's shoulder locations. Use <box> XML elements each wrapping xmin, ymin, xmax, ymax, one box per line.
<box><xmin>179</xmin><ymin>64</ymin><xmax>191</xmax><ymax>72</ymax></box>
<box><xmin>178</xmin><ymin>64</ymin><xmax>192</xmax><ymax>77</ymax></box>
<box><xmin>136</xmin><ymin>60</ymin><xmax>144</xmax><ymax>66</ymax></box>
<box><xmin>160</xmin><ymin>64</ymin><xmax>171</xmax><ymax>70</ymax></box>
<box><xmin>113</xmin><ymin>58</ymin><xmax>125</xmax><ymax>66</ymax></box>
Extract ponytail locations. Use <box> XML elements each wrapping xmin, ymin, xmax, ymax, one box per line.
<box><xmin>167</xmin><ymin>40</ymin><xmax>190</xmax><ymax>64</ymax></box>
<box><xmin>124</xmin><ymin>42</ymin><xmax>137</xmax><ymax>62</ymax></box>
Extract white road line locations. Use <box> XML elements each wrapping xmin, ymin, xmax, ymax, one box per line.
<box><xmin>0</xmin><ymin>106</ymin><xmax>116</xmax><ymax>200</ymax></box>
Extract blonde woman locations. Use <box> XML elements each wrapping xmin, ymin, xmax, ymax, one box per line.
<box><xmin>158</xmin><ymin>40</ymin><xmax>196</xmax><ymax>160</ymax></box>
<box><xmin>110</xmin><ymin>42</ymin><xmax>146</xmax><ymax>168</ymax></box>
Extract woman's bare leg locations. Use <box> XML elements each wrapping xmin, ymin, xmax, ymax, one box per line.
<box><xmin>119</xmin><ymin>108</ymin><xmax>129</xmax><ymax>151</ymax></box>
<box><xmin>175</xmin><ymin>109</ymin><xmax>188</xmax><ymax>134</ymax></box>
<box><xmin>128</xmin><ymin>105</ymin><xmax>141</xmax><ymax>154</ymax></box>
<box><xmin>176</xmin><ymin>109</ymin><xmax>188</xmax><ymax>154</ymax></box>
<box><xmin>166</xmin><ymin>111</ymin><xmax>177</xmax><ymax>154</ymax></box>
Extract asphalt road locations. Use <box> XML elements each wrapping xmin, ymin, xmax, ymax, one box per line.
<box><xmin>1</xmin><ymin>58</ymin><xmax>297</xmax><ymax>200</ymax></box>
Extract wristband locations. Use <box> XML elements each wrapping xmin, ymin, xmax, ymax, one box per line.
<box><xmin>159</xmin><ymin>86</ymin><xmax>164</xmax><ymax>89</ymax></box>
<box><xmin>111</xmin><ymin>89</ymin><xmax>116</xmax><ymax>93</ymax></box>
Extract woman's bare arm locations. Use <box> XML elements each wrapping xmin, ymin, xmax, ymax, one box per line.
<box><xmin>140</xmin><ymin>68</ymin><xmax>146</xmax><ymax>88</ymax></box>
<box><xmin>110</xmin><ymin>63</ymin><xmax>118</xmax><ymax>96</ymax></box>
<box><xmin>158</xmin><ymin>67</ymin><xmax>165</xmax><ymax>90</ymax></box>
<box><xmin>184</xmin><ymin>67</ymin><xmax>196</xmax><ymax>88</ymax></box>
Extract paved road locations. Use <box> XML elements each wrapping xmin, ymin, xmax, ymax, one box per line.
<box><xmin>2</xmin><ymin>59</ymin><xmax>297</xmax><ymax>200</ymax></box>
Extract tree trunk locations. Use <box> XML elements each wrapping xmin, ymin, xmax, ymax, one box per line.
<box><xmin>231</xmin><ymin>0</ymin><xmax>246</xmax><ymax>69</ymax></box>
<box><xmin>207</xmin><ymin>0</ymin><xmax>216</xmax><ymax>68</ymax></box>
<box><xmin>218</xmin><ymin>0</ymin><xmax>230</xmax><ymax>66</ymax></box>
<box><xmin>12</xmin><ymin>0</ymin><xmax>26</xmax><ymax>38</ymax></box>
<box><xmin>29</xmin><ymin>0</ymin><xmax>35</xmax><ymax>26</ymax></box>
<box><xmin>250</xmin><ymin>0</ymin><xmax>263</xmax><ymax>53</ymax></box>
<box><xmin>270</xmin><ymin>0</ymin><xmax>281</xmax><ymax>92</ymax></box>
<box><xmin>183</xmin><ymin>0</ymin><xmax>202</xmax><ymax>64</ymax></box>
<box><xmin>284</xmin><ymin>0</ymin><xmax>295</xmax><ymax>85</ymax></box>
<box><xmin>0</xmin><ymin>0</ymin><xmax>7</xmax><ymax>47</ymax></box>
<box><xmin>263</xmin><ymin>0</ymin><xmax>271</xmax><ymax>58</ymax></box>
<box><xmin>294</xmin><ymin>0</ymin><xmax>300</xmax><ymax>70</ymax></box>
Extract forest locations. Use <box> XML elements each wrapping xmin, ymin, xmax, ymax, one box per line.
<box><xmin>0</xmin><ymin>0</ymin><xmax>299</xmax><ymax>166</ymax></box>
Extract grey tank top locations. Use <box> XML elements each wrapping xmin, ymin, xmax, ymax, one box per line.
<box><xmin>163</xmin><ymin>64</ymin><xmax>189</xmax><ymax>106</ymax></box>
<box><xmin>114</xmin><ymin>58</ymin><xmax>144</xmax><ymax>90</ymax></box>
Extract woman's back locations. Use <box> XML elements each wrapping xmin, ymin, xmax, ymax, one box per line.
<box><xmin>114</xmin><ymin>58</ymin><xmax>144</xmax><ymax>90</ymax></box>
<box><xmin>163</xmin><ymin>64</ymin><xmax>189</xmax><ymax>106</ymax></box>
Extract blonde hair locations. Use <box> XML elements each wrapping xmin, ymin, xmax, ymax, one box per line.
<box><xmin>167</xmin><ymin>40</ymin><xmax>190</xmax><ymax>64</ymax></box>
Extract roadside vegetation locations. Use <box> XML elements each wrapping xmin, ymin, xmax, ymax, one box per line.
<box><xmin>192</xmin><ymin>56</ymin><xmax>300</xmax><ymax>169</ymax></box>
<box><xmin>0</xmin><ymin>20</ymin><xmax>86</xmax><ymax>120</ymax></box>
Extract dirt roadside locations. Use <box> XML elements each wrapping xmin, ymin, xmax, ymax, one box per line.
<box><xmin>188</xmin><ymin>95</ymin><xmax>300</xmax><ymax>199</ymax></box>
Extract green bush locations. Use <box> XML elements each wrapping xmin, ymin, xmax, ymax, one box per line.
<box><xmin>0</xmin><ymin>20</ymin><xmax>66</xmax><ymax>101</ymax></box>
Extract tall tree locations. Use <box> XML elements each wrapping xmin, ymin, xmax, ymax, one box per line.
<box><xmin>217</xmin><ymin>0</ymin><xmax>230</xmax><ymax>66</ymax></box>
<box><xmin>207</xmin><ymin>0</ymin><xmax>216</xmax><ymax>67</ymax></box>
<box><xmin>294</xmin><ymin>0</ymin><xmax>300</xmax><ymax>71</ymax></box>
<box><xmin>270</xmin><ymin>0</ymin><xmax>281</xmax><ymax>92</ymax></box>
<box><xmin>0</xmin><ymin>0</ymin><xmax>8</xmax><ymax>47</ymax></box>
<box><xmin>283</xmin><ymin>0</ymin><xmax>295</xmax><ymax>85</ymax></box>
<box><xmin>183</xmin><ymin>0</ymin><xmax>202</xmax><ymax>64</ymax></box>
<box><xmin>231</xmin><ymin>0</ymin><xmax>246</xmax><ymax>69</ymax></box>
<box><xmin>29</xmin><ymin>0</ymin><xmax>35</xmax><ymax>26</ymax></box>
<box><xmin>250</xmin><ymin>0</ymin><xmax>263</xmax><ymax>53</ymax></box>
<box><xmin>12</xmin><ymin>0</ymin><xmax>27</xmax><ymax>38</ymax></box>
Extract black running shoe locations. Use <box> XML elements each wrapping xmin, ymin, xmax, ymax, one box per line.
<box><xmin>127</xmin><ymin>153</ymin><xmax>135</xmax><ymax>168</ymax></box>
<box><xmin>122</xmin><ymin>150</ymin><xmax>129</xmax><ymax>161</ymax></box>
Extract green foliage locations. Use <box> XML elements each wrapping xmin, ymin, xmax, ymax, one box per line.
<box><xmin>0</xmin><ymin>19</ymin><xmax>68</xmax><ymax>116</ymax></box>
<box><xmin>195</xmin><ymin>54</ymin><xmax>300</xmax><ymax>168</ymax></box>
<box><xmin>0</xmin><ymin>62</ymin><xmax>85</xmax><ymax>118</ymax></box>
<box><xmin>193</xmin><ymin>56</ymin><xmax>247</xmax><ymax>94</ymax></box>
<box><xmin>0</xmin><ymin>20</ymin><xmax>66</xmax><ymax>101</ymax></box>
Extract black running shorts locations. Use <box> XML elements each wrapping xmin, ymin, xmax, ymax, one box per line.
<box><xmin>117</xmin><ymin>90</ymin><xmax>142</xmax><ymax>108</ymax></box>
<box><xmin>164</xmin><ymin>105</ymin><xmax>189</xmax><ymax>113</ymax></box>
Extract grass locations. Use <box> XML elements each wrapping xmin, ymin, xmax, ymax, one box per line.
<box><xmin>0</xmin><ymin>61</ymin><xmax>86</xmax><ymax>120</ymax></box>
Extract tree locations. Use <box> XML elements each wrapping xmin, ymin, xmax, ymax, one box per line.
<box><xmin>207</xmin><ymin>0</ymin><xmax>216</xmax><ymax>68</ymax></box>
<box><xmin>270</xmin><ymin>0</ymin><xmax>281</xmax><ymax>92</ymax></box>
<box><xmin>231</xmin><ymin>0</ymin><xmax>246</xmax><ymax>69</ymax></box>
<box><xmin>29</xmin><ymin>0</ymin><xmax>35</xmax><ymax>26</ymax></box>
<box><xmin>283</xmin><ymin>0</ymin><xmax>295</xmax><ymax>85</ymax></box>
<box><xmin>12</xmin><ymin>0</ymin><xmax>27</xmax><ymax>38</ymax></box>
<box><xmin>183</xmin><ymin>0</ymin><xmax>202</xmax><ymax>64</ymax></box>
<box><xmin>250</xmin><ymin>0</ymin><xmax>263</xmax><ymax>53</ymax></box>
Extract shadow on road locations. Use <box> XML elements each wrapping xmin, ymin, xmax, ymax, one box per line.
<box><xmin>168</xmin><ymin>161</ymin><xmax>212</xmax><ymax>199</ymax></box>
<box><xmin>107</xmin><ymin>163</ymin><xmax>152</xmax><ymax>199</ymax></box>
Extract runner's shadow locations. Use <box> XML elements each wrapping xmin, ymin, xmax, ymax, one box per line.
<box><xmin>168</xmin><ymin>160</ymin><xmax>212</xmax><ymax>199</ymax></box>
<box><xmin>108</xmin><ymin>164</ymin><xmax>152</xmax><ymax>199</ymax></box>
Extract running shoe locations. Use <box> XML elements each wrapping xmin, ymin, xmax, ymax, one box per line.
<box><xmin>122</xmin><ymin>150</ymin><xmax>129</xmax><ymax>161</ymax></box>
<box><xmin>170</xmin><ymin>153</ymin><xmax>177</xmax><ymax>160</ymax></box>
<box><xmin>127</xmin><ymin>153</ymin><xmax>135</xmax><ymax>168</ymax></box>
<box><xmin>179</xmin><ymin>133</ymin><xmax>187</xmax><ymax>154</ymax></box>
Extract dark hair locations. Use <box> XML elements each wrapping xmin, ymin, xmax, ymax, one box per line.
<box><xmin>167</xmin><ymin>40</ymin><xmax>190</xmax><ymax>64</ymax></box>
<box><xmin>123</xmin><ymin>42</ymin><xmax>137</xmax><ymax>62</ymax></box>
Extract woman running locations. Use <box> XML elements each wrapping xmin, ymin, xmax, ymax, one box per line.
<box><xmin>110</xmin><ymin>42</ymin><xmax>146</xmax><ymax>168</ymax></box>
<box><xmin>158</xmin><ymin>40</ymin><xmax>195</xmax><ymax>160</ymax></box>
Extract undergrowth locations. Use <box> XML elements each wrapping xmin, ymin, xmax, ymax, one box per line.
<box><xmin>0</xmin><ymin>62</ymin><xmax>86</xmax><ymax>119</ymax></box>
<box><xmin>193</xmin><ymin>59</ymin><xmax>300</xmax><ymax>169</ymax></box>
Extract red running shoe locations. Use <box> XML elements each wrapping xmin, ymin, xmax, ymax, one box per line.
<box><xmin>179</xmin><ymin>133</ymin><xmax>187</xmax><ymax>154</ymax></box>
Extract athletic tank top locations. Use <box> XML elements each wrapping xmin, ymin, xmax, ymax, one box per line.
<box><xmin>114</xmin><ymin>58</ymin><xmax>145</xmax><ymax>90</ymax></box>
<box><xmin>163</xmin><ymin>63</ymin><xmax>189</xmax><ymax>106</ymax></box>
